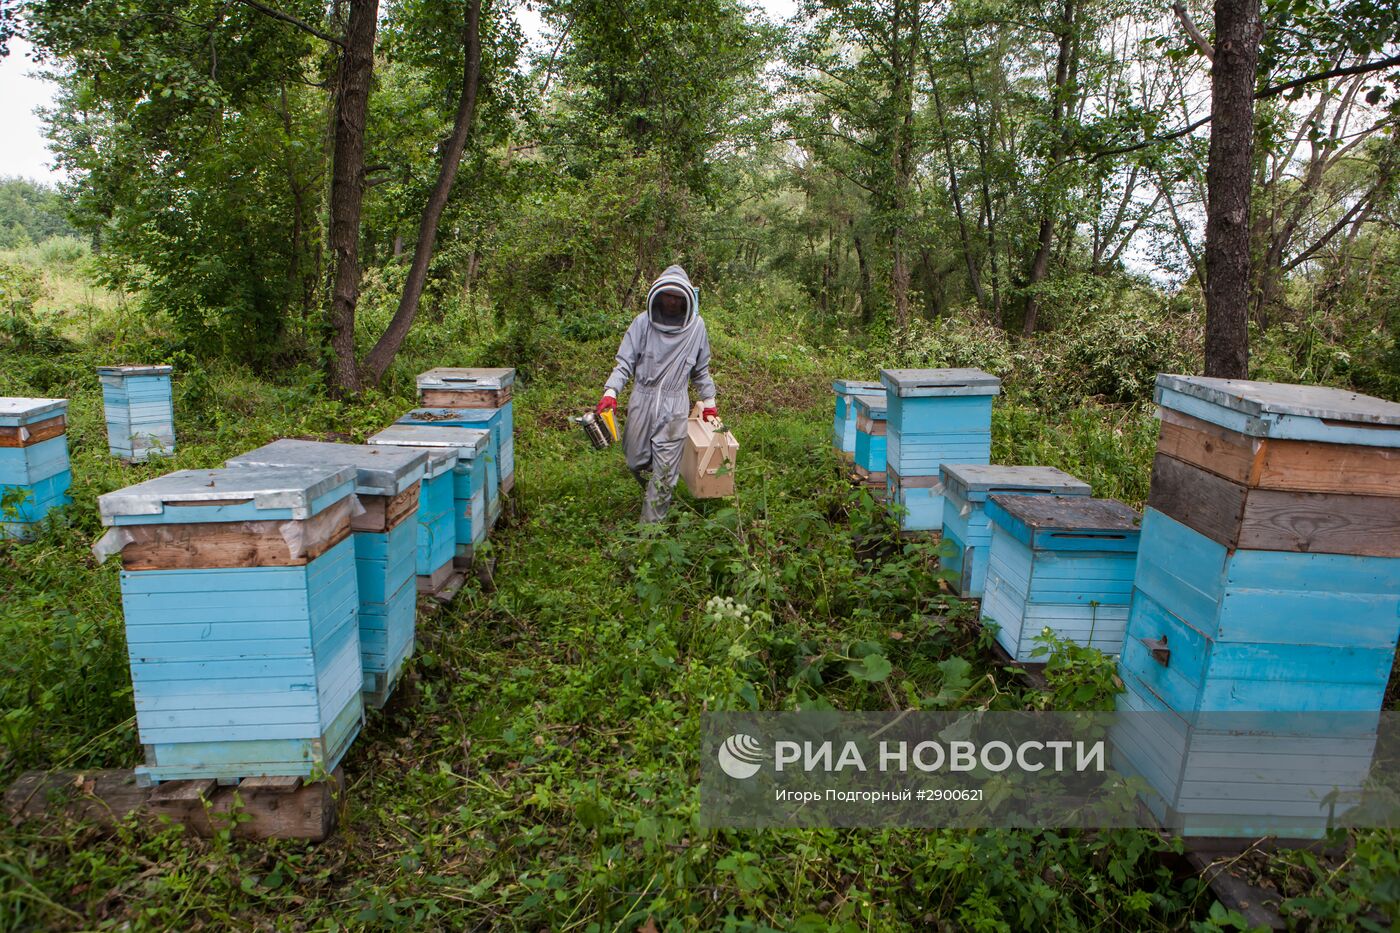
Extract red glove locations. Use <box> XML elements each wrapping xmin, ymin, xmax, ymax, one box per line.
<box><xmin>702</xmin><ymin>406</ymin><xmax>718</xmax><ymax>422</ymax></box>
<box><xmin>597</xmin><ymin>395</ymin><xmax>617</xmax><ymax>415</ymax></box>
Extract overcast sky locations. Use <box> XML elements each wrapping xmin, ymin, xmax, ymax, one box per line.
<box><xmin>0</xmin><ymin>2</ymin><xmax>801</xmax><ymax>184</ymax></box>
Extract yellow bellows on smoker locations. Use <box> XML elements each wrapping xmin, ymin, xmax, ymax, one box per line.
<box><xmin>599</xmin><ymin>408</ymin><xmax>618</xmax><ymax>442</ymax></box>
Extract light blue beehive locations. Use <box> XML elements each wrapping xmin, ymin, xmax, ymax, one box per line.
<box><xmin>416</xmin><ymin>368</ymin><xmax>516</xmax><ymax>493</ymax></box>
<box><xmin>981</xmin><ymin>494</ymin><xmax>1140</xmax><ymax>662</ymax></box>
<box><xmin>98</xmin><ymin>365</ymin><xmax>175</xmax><ymax>462</ymax></box>
<box><xmin>832</xmin><ymin>380</ymin><xmax>884</xmax><ymax>458</ymax></box>
<box><xmin>226</xmin><ymin>440</ymin><xmax>427</xmax><ymax>709</ymax></box>
<box><xmin>367</xmin><ymin>425</ymin><xmax>461</xmax><ymax>591</ymax></box>
<box><xmin>852</xmin><ymin>394</ymin><xmax>887</xmax><ymax>479</ymax></box>
<box><xmin>99</xmin><ymin>465</ymin><xmax>364</xmax><ymax>786</ymax></box>
<box><xmin>879</xmin><ymin>368</ymin><xmax>1000</xmax><ymax>531</ymax></box>
<box><xmin>940</xmin><ymin>464</ymin><xmax>1090</xmax><ymax>598</ymax></box>
<box><xmin>0</xmin><ymin>397</ymin><xmax>72</xmax><ymax>539</ymax></box>
<box><xmin>1113</xmin><ymin>375</ymin><xmax>1400</xmax><ymax>839</ymax></box>
<box><xmin>381</xmin><ymin>422</ymin><xmax>490</xmax><ymax>566</ymax></box>
<box><xmin>399</xmin><ymin>408</ymin><xmax>503</xmax><ymax>526</ymax></box>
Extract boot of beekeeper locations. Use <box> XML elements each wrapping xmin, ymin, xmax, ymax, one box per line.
<box><xmin>597</xmin><ymin>264</ymin><xmax>718</xmax><ymax>523</ymax></box>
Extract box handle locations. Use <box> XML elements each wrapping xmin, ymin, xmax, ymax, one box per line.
<box><xmin>1140</xmin><ymin>635</ymin><xmax>1170</xmax><ymax>667</ymax></box>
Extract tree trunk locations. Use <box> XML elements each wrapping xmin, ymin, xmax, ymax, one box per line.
<box><xmin>326</xmin><ymin>0</ymin><xmax>379</xmax><ymax>395</ymax></box>
<box><xmin>1202</xmin><ymin>0</ymin><xmax>1262</xmax><ymax>379</ymax></box>
<box><xmin>362</xmin><ymin>0</ymin><xmax>484</xmax><ymax>384</ymax></box>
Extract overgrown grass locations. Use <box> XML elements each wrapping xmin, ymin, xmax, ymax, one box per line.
<box><xmin>0</xmin><ymin>263</ymin><xmax>1395</xmax><ymax>930</ymax></box>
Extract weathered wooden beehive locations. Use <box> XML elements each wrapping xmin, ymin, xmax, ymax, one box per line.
<box><xmin>879</xmin><ymin>368</ymin><xmax>1001</xmax><ymax>531</ymax></box>
<box><xmin>831</xmin><ymin>380</ymin><xmax>884</xmax><ymax>460</ymax></box>
<box><xmin>0</xmin><ymin>397</ymin><xmax>72</xmax><ymax>539</ymax></box>
<box><xmin>1113</xmin><ymin>375</ymin><xmax>1400</xmax><ymax>838</ymax></box>
<box><xmin>851</xmin><ymin>394</ymin><xmax>887</xmax><ymax>491</ymax></box>
<box><xmin>399</xmin><ymin>408</ymin><xmax>502</xmax><ymax>526</ymax></box>
<box><xmin>98</xmin><ymin>365</ymin><xmax>175</xmax><ymax>462</ymax></box>
<box><xmin>415</xmin><ymin>368</ymin><xmax>515</xmax><ymax>493</ymax></box>
<box><xmin>940</xmin><ymin>465</ymin><xmax>1090</xmax><ymax>598</ymax></box>
<box><xmin>366</xmin><ymin>425</ymin><xmax>461</xmax><ymax>595</ymax></box>
<box><xmin>97</xmin><ymin>465</ymin><xmax>364</xmax><ymax>786</ymax></box>
<box><xmin>381</xmin><ymin>422</ymin><xmax>491</xmax><ymax>566</ymax></box>
<box><xmin>981</xmin><ymin>495</ymin><xmax>1140</xmax><ymax>662</ymax></box>
<box><xmin>226</xmin><ymin>440</ymin><xmax>427</xmax><ymax>709</ymax></box>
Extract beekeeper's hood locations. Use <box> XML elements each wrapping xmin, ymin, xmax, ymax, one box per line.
<box><xmin>646</xmin><ymin>265</ymin><xmax>698</xmax><ymax>333</ymax></box>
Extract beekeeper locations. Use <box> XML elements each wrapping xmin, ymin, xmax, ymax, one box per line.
<box><xmin>597</xmin><ymin>265</ymin><xmax>718</xmax><ymax>523</ymax></box>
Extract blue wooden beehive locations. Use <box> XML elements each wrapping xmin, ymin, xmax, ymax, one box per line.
<box><xmin>227</xmin><ymin>440</ymin><xmax>427</xmax><ymax>709</ymax></box>
<box><xmin>98</xmin><ymin>365</ymin><xmax>175</xmax><ymax>462</ymax></box>
<box><xmin>1113</xmin><ymin>375</ymin><xmax>1400</xmax><ymax>838</ymax></box>
<box><xmin>379</xmin><ymin>422</ymin><xmax>490</xmax><ymax>566</ymax></box>
<box><xmin>416</xmin><ymin>368</ymin><xmax>516</xmax><ymax>494</ymax></box>
<box><xmin>879</xmin><ymin>368</ymin><xmax>1000</xmax><ymax>531</ymax></box>
<box><xmin>981</xmin><ymin>494</ymin><xmax>1140</xmax><ymax>662</ymax></box>
<box><xmin>831</xmin><ymin>380</ymin><xmax>884</xmax><ymax>459</ymax></box>
<box><xmin>399</xmin><ymin>408</ymin><xmax>502</xmax><ymax>526</ymax></box>
<box><xmin>940</xmin><ymin>465</ymin><xmax>1090</xmax><ymax>598</ymax></box>
<box><xmin>367</xmin><ymin>425</ymin><xmax>461</xmax><ymax>594</ymax></box>
<box><xmin>0</xmin><ymin>397</ymin><xmax>72</xmax><ymax>539</ymax></box>
<box><xmin>851</xmin><ymin>394</ymin><xmax>887</xmax><ymax>484</ymax></box>
<box><xmin>98</xmin><ymin>465</ymin><xmax>364</xmax><ymax>786</ymax></box>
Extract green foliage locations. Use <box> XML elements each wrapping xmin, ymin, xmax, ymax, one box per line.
<box><xmin>0</xmin><ymin>177</ymin><xmax>80</xmax><ymax>249</ymax></box>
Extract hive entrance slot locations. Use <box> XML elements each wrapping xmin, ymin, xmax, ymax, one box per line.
<box><xmin>1318</xmin><ymin>418</ymin><xmax>1399</xmax><ymax>432</ymax></box>
<box><xmin>167</xmin><ymin>498</ymin><xmax>254</xmax><ymax>507</ymax></box>
<box><xmin>1048</xmin><ymin>532</ymin><xmax>1127</xmax><ymax>540</ymax></box>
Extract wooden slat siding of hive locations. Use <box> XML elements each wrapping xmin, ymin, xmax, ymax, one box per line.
<box><xmin>1149</xmin><ymin>452</ymin><xmax>1400</xmax><ymax>557</ymax></box>
<box><xmin>352</xmin><ymin>483</ymin><xmax>420</xmax><ymax>534</ymax></box>
<box><xmin>0</xmin><ymin>415</ymin><xmax>66</xmax><ymax>448</ymax></box>
<box><xmin>887</xmin><ymin>467</ymin><xmax>943</xmax><ymax>490</ymax></box>
<box><xmin>116</xmin><ymin>497</ymin><xmax>354</xmax><ymax>571</ymax></box>
<box><xmin>418</xmin><ymin>386</ymin><xmax>511</xmax><ymax>408</ymax></box>
<box><xmin>1158</xmin><ymin>407</ymin><xmax>1400</xmax><ymax>496</ymax></box>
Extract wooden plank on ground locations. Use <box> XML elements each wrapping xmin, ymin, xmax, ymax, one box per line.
<box><xmin>1184</xmin><ymin>848</ymin><xmax>1285</xmax><ymax>931</ymax></box>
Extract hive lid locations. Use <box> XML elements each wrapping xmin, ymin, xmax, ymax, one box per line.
<box><xmin>1155</xmin><ymin>374</ymin><xmax>1400</xmax><ymax>432</ymax></box>
<box><xmin>99</xmin><ymin>464</ymin><xmax>355</xmax><ymax>522</ymax></box>
<box><xmin>416</xmin><ymin>367</ymin><xmax>515</xmax><ymax>391</ymax></box>
<box><xmin>372</xmin><ymin>422</ymin><xmax>490</xmax><ymax>460</ymax></box>
<box><xmin>227</xmin><ymin>439</ymin><xmax>427</xmax><ymax>496</ymax></box>
<box><xmin>880</xmin><ymin>368</ymin><xmax>1001</xmax><ymax>397</ymax></box>
<box><xmin>853</xmin><ymin>394</ymin><xmax>888</xmax><ymax>416</ymax></box>
<box><xmin>941</xmin><ymin>464</ymin><xmax>1089</xmax><ymax>498</ymax></box>
<box><xmin>97</xmin><ymin>365</ymin><xmax>173</xmax><ymax>376</ymax></box>
<box><xmin>0</xmin><ymin>397</ymin><xmax>67</xmax><ymax>426</ymax></box>
<box><xmin>986</xmin><ymin>494</ymin><xmax>1139</xmax><ymax>533</ymax></box>
<box><xmin>832</xmin><ymin>379</ymin><xmax>885</xmax><ymax>396</ymax></box>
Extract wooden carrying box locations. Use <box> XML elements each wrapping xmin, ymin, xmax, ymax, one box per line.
<box><xmin>0</xmin><ymin>397</ymin><xmax>72</xmax><ymax>539</ymax></box>
<box><xmin>681</xmin><ymin>403</ymin><xmax>739</xmax><ymax>499</ymax></box>
<box><xmin>415</xmin><ymin>369</ymin><xmax>515</xmax><ymax>492</ymax></box>
<box><xmin>97</xmin><ymin>466</ymin><xmax>365</xmax><ymax>786</ymax></box>
<box><xmin>98</xmin><ymin>365</ymin><xmax>175</xmax><ymax>462</ymax></box>
<box><xmin>980</xmin><ymin>494</ymin><xmax>1140</xmax><ymax>662</ymax></box>
<box><xmin>940</xmin><ymin>464</ymin><xmax>1090</xmax><ymax>599</ymax></box>
<box><xmin>226</xmin><ymin>440</ymin><xmax>427</xmax><ymax>709</ymax></box>
<box><xmin>879</xmin><ymin>368</ymin><xmax>1001</xmax><ymax>532</ymax></box>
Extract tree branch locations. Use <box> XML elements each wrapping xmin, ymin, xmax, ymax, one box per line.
<box><xmin>1171</xmin><ymin>3</ymin><xmax>1213</xmax><ymax>63</ymax></box>
<box><xmin>235</xmin><ymin>0</ymin><xmax>344</xmax><ymax>46</ymax></box>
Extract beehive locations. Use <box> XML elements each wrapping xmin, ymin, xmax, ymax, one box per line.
<box><xmin>981</xmin><ymin>495</ymin><xmax>1140</xmax><ymax>662</ymax></box>
<box><xmin>940</xmin><ymin>465</ymin><xmax>1090</xmax><ymax>598</ymax></box>
<box><xmin>98</xmin><ymin>365</ymin><xmax>175</xmax><ymax>462</ymax></box>
<box><xmin>831</xmin><ymin>380</ymin><xmax>884</xmax><ymax>460</ymax></box>
<box><xmin>415</xmin><ymin>368</ymin><xmax>515</xmax><ymax>493</ymax></box>
<box><xmin>399</xmin><ymin>408</ymin><xmax>502</xmax><ymax>525</ymax></box>
<box><xmin>380</xmin><ymin>422</ymin><xmax>490</xmax><ymax>566</ymax></box>
<box><xmin>851</xmin><ymin>394</ymin><xmax>887</xmax><ymax>489</ymax></box>
<box><xmin>879</xmin><ymin>368</ymin><xmax>1000</xmax><ymax>531</ymax></box>
<box><xmin>0</xmin><ymin>397</ymin><xmax>72</xmax><ymax>539</ymax></box>
<box><xmin>367</xmin><ymin>425</ymin><xmax>461</xmax><ymax>594</ymax></box>
<box><xmin>1113</xmin><ymin>375</ymin><xmax>1400</xmax><ymax>838</ymax></box>
<box><xmin>226</xmin><ymin>440</ymin><xmax>427</xmax><ymax>708</ymax></box>
<box><xmin>98</xmin><ymin>466</ymin><xmax>364</xmax><ymax>785</ymax></box>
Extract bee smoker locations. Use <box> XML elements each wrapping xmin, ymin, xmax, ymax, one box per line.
<box><xmin>573</xmin><ymin>409</ymin><xmax>618</xmax><ymax>450</ymax></box>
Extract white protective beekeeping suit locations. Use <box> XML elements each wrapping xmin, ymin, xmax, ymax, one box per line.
<box><xmin>602</xmin><ymin>265</ymin><xmax>717</xmax><ymax>522</ymax></box>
